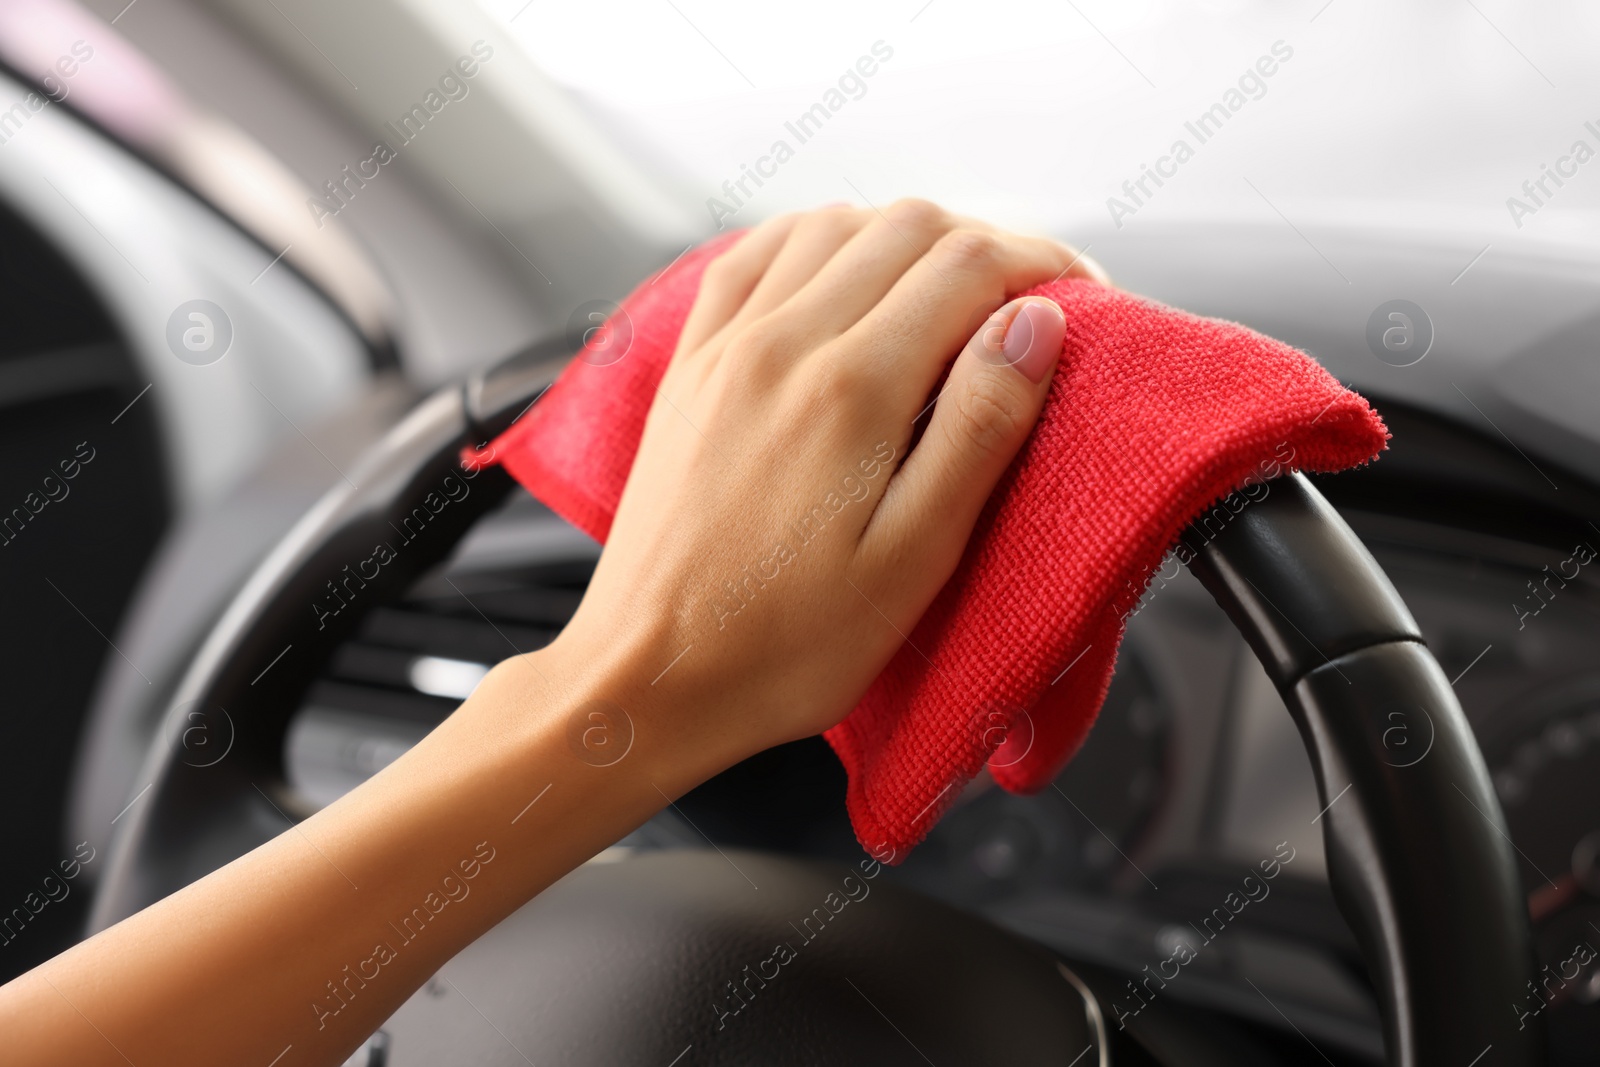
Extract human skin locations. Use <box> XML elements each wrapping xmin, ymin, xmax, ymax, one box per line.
<box><xmin>0</xmin><ymin>201</ymin><xmax>1102</xmax><ymax>1066</ymax></box>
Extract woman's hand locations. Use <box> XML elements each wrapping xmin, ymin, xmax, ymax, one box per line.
<box><xmin>534</xmin><ymin>201</ymin><xmax>1102</xmax><ymax>775</ymax></box>
<box><xmin>1</xmin><ymin>201</ymin><xmax>1100</xmax><ymax>1067</ymax></box>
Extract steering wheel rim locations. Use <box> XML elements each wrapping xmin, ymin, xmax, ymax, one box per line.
<box><xmin>88</xmin><ymin>343</ymin><xmax>1543</xmax><ymax>1065</ymax></box>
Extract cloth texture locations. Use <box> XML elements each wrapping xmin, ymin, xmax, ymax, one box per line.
<box><xmin>466</xmin><ymin>232</ymin><xmax>1388</xmax><ymax>859</ymax></box>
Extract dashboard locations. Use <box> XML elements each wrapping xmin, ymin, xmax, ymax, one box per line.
<box><xmin>4</xmin><ymin>5</ymin><xmax>1594</xmax><ymax>1062</ymax></box>
<box><xmin>276</xmin><ymin>398</ymin><xmax>1600</xmax><ymax>1064</ymax></box>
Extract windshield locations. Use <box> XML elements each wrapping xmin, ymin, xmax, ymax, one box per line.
<box><xmin>481</xmin><ymin>0</ymin><xmax>1600</xmax><ymax>243</ymax></box>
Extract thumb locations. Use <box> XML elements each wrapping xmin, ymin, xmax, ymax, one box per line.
<box><xmin>863</xmin><ymin>296</ymin><xmax>1066</xmax><ymax>588</ymax></box>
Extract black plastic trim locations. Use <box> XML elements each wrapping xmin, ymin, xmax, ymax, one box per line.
<box><xmin>1184</xmin><ymin>475</ymin><xmax>1540</xmax><ymax>1066</ymax></box>
<box><xmin>1180</xmin><ymin>475</ymin><xmax>1422</xmax><ymax>690</ymax></box>
<box><xmin>89</xmin><ymin>352</ymin><xmax>1544</xmax><ymax>1065</ymax></box>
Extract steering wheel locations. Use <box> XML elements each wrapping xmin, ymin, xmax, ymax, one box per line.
<box><xmin>88</xmin><ymin>344</ymin><xmax>1543</xmax><ymax>1066</ymax></box>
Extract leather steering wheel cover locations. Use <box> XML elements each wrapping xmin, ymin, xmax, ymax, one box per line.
<box><xmin>1184</xmin><ymin>477</ymin><xmax>1541</xmax><ymax>1065</ymax></box>
<box><xmin>375</xmin><ymin>849</ymin><xmax>1104</xmax><ymax>1065</ymax></box>
<box><xmin>88</xmin><ymin>346</ymin><xmax>1543</xmax><ymax>1065</ymax></box>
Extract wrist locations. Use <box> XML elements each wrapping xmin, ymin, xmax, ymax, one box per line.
<box><xmin>471</xmin><ymin>625</ymin><xmax>751</xmax><ymax>803</ymax></box>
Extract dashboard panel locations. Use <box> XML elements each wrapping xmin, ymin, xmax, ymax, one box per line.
<box><xmin>4</xmin><ymin>3</ymin><xmax>1589</xmax><ymax>1059</ymax></box>
<box><xmin>275</xmin><ymin>398</ymin><xmax>1600</xmax><ymax>1062</ymax></box>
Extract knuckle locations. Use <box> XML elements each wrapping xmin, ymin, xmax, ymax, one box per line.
<box><xmin>799</xmin><ymin>205</ymin><xmax>863</xmax><ymax>241</ymax></box>
<box><xmin>817</xmin><ymin>354</ymin><xmax>874</xmax><ymax>407</ymax></box>
<box><xmin>700</xmin><ymin>250</ymin><xmax>747</xmax><ymax>291</ymax></box>
<box><xmin>815</xmin><ymin>203</ymin><xmax>862</xmax><ymax>222</ymax></box>
<box><xmin>793</xmin><ymin>349</ymin><xmax>874</xmax><ymax>421</ymax></box>
<box><xmin>948</xmin><ymin>373</ymin><xmax>1027</xmax><ymax>459</ymax></box>
<box><xmin>762</xmin><ymin>209</ymin><xmax>808</xmax><ymax>232</ymax></box>
<box><xmin>884</xmin><ymin>197</ymin><xmax>948</xmax><ymax>233</ymax></box>
<box><xmin>935</xmin><ymin>229</ymin><xmax>1003</xmax><ymax>274</ymax></box>
<box><xmin>857</xmin><ymin>525</ymin><xmax>921</xmax><ymax>579</ymax></box>
<box><xmin>724</xmin><ymin>317</ymin><xmax>789</xmax><ymax>362</ymax></box>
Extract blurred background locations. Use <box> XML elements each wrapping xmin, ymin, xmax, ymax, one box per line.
<box><xmin>2</xmin><ymin>1</ymin><xmax>1599</xmax><ymax>1061</ymax></box>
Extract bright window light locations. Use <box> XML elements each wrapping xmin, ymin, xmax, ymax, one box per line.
<box><xmin>472</xmin><ymin>0</ymin><xmax>1600</xmax><ymax>243</ymax></box>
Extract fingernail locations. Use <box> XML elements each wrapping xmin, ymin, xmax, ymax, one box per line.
<box><xmin>999</xmin><ymin>300</ymin><xmax>1065</xmax><ymax>383</ymax></box>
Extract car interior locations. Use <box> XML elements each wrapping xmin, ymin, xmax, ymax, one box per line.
<box><xmin>2</xmin><ymin>1</ymin><xmax>1597</xmax><ymax>1064</ymax></box>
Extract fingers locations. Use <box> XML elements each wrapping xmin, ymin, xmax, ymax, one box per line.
<box><xmin>861</xmin><ymin>297</ymin><xmax>1065</xmax><ymax>598</ymax></box>
<box><xmin>674</xmin><ymin>212</ymin><xmax>802</xmax><ymax>356</ymax></box>
<box><xmin>676</xmin><ymin>202</ymin><xmax>1102</xmax><ymax>374</ymax></box>
<box><xmin>835</xmin><ymin>229</ymin><xmax>1086</xmax><ymax>415</ymax></box>
<box><xmin>797</xmin><ymin>204</ymin><xmax>1103</xmax><ymax>346</ymax></box>
<box><xmin>725</xmin><ymin>206</ymin><xmax>872</xmax><ymax>331</ymax></box>
<box><xmin>770</xmin><ymin>199</ymin><xmax>969</xmax><ymax>341</ymax></box>
<box><xmin>676</xmin><ymin>208</ymin><xmax>874</xmax><ymax>384</ymax></box>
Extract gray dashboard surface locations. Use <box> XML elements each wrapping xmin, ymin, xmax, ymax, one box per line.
<box><xmin>1084</xmin><ymin>222</ymin><xmax>1600</xmax><ymax>491</ymax></box>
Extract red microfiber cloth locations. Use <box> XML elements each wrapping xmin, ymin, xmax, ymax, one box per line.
<box><xmin>467</xmin><ymin>231</ymin><xmax>1388</xmax><ymax>860</ymax></box>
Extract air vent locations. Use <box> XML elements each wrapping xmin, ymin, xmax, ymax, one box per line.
<box><xmin>285</xmin><ymin>495</ymin><xmax>597</xmax><ymax>807</ymax></box>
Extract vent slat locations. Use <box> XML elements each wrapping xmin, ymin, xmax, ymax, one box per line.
<box><xmin>356</xmin><ymin>606</ymin><xmax>556</xmax><ymax>661</ymax></box>
<box><xmin>303</xmin><ymin>679</ymin><xmax>459</xmax><ymax>728</ymax></box>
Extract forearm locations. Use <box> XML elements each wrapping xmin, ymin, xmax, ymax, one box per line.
<box><xmin>1</xmin><ymin>631</ymin><xmax>725</xmax><ymax>1067</ymax></box>
<box><xmin>0</xmin><ymin>202</ymin><xmax>1086</xmax><ymax>1065</ymax></box>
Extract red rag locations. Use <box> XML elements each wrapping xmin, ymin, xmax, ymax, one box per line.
<box><xmin>466</xmin><ymin>231</ymin><xmax>1388</xmax><ymax>860</ymax></box>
